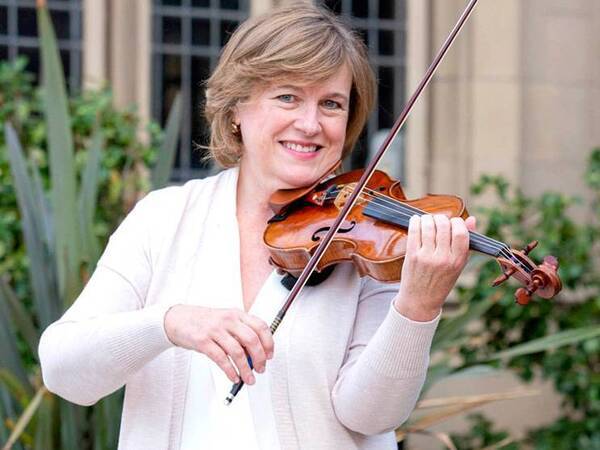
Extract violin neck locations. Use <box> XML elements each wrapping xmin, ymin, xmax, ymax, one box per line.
<box><xmin>362</xmin><ymin>199</ymin><xmax>506</xmax><ymax>258</ymax></box>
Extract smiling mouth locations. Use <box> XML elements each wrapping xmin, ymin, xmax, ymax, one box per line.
<box><xmin>280</xmin><ymin>141</ymin><xmax>323</xmax><ymax>153</ymax></box>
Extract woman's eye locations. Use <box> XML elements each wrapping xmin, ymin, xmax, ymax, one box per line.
<box><xmin>277</xmin><ymin>94</ymin><xmax>295</xmax><ymax>103</ymax></box>
<box><xmin>322</xmin><ymin>99</ymin><xmax>342</xmax><ymax>110</ymax></box>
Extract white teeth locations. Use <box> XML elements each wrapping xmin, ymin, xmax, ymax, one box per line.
<box><xmin>282</xmin><ymin>142</ymin><xmax>318</xmax><ymax>153</ymax></box>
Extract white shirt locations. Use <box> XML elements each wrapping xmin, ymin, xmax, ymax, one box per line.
<box><xmin>179</xmin><ymin>272</ymin><xmax>286</xmax><ymax>450</ymax></box>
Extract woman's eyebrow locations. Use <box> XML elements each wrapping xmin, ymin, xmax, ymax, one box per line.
<box><xmin>272</xmin><ymin>84</ymin><xmax>301</xmax><ymax>91</ymax></box>
<box><xmin>325</xmin><ymin>92</ymin><xmax>349</xmax><ymax>101</ymax></box>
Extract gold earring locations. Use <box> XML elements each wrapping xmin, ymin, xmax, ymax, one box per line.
<box><xmin>231</xmin><ymin>122</ymin><xmax>240</xmax><ymax>135</ymax></box>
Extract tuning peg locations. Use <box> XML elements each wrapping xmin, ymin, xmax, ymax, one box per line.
<box><xmin>492</xmin><ymin>268</ymin><xmax>516</xmax><ymax>287</ymax></box>
<box><xmin>515</xmin><ymin>287</ymin><xmax>532</xmax><ymax>305</ymax></box>
<box><xmin>522</xmin><ymin>241</ymin><xmax>538</xmax><ymax>255</ymax></box>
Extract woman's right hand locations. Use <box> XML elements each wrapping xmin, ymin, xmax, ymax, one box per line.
<box><xmin>163</xmin><ymin>305</ymin><xmax>274</xmax><ymax>385</ymax></box>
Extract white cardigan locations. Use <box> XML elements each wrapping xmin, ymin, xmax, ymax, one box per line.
<box><xmin>39</xmin><ymin>167</ymin><xmax>440</xmax><ymax>450</ymax></box>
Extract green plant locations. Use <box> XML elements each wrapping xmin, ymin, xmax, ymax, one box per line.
<box><xmin>397</xmin><ymin>149</ymin><xmax>599</xmax><ymax>449</ymax></box>
<box><xmin>450</xmin><ymin>414</ymin><xmax>518</xmax><ymax>450</ymax></box>
<box><xmin>0</xmin><ymin>3</ymin><xmax>181</xmax><ymax>449</ymax></box>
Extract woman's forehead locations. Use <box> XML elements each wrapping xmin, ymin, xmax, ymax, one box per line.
<box><xmin>260</xmin><ymin>66</ymin><xmax>353</xmax><ymax>93</ymax></box>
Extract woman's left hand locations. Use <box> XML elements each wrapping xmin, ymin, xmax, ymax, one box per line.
<box><xmin>393</xmin><ymin>214</ymin><xmax>477</xmax><ymax>322</ymax></box>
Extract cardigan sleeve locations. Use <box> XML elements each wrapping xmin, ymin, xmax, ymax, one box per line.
<box><xmin>330</xmin><ymin>277</ymin><xmax>440</xmax><ymax>435</ymax></box>
<box><xmin>39</xmin><ymin>192</ymin><xmax>175</xmax><ymax>407</ymax></box>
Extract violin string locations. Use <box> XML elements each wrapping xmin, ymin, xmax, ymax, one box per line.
<box><xmin>320</xmin><ymin>189</ymin><xmax>506</xmax><ymax>254</ymax></box>
<box><xmin>355</xmin><ymin>188</ymin><xmax>533</xmax><ymax>274</ymax></box>
<box><xmin>359</xmin><ymin>188</ymin><xmax>518</xmax><ymax>262</ymax></box>
<box><xmin>321</xmin><ymin>187</ymin><xmax>532</xmax><ymax>274</ymax></box>
<box><xmin>355</xmin><ymin>190</ymin><xmax>521</xmax><ymax>265</ymax></box>
<box><xmin>356</xmin><ymin>189</ymin><xmax>533</xmax><ymax>274</ymax></box>
<box><xmin>322</xmin><ymin>186</ymin><xmax>508</xmax><ymax>255</ymax></box>
<box><xmin>358</xmin><ymin>188</ymin><xmax>533</xmax><ymax>274</ymax></box>
<box><xmin>359</xmin><ymin>190</ymin><xmax>507</xmax><ymax>252</ymax></box>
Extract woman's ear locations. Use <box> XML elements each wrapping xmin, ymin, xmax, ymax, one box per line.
<box><xmin>232</xmin><ymin>105</ymin><xmax>240</xmax><ymax>127</ymax></box>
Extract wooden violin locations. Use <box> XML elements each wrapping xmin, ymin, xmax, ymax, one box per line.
<box><xmin>264</xmin><ymin>169</ymin><xmax>562</xmax><ymax>306</ymax></box>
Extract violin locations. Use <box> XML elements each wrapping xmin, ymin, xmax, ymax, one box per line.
<box><xmin>264</xmin><ymin>169</ymin><xmax>562</xmax><ymax>306</ymax></box>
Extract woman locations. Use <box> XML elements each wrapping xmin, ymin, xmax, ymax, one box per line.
<box><xmin>39</xmin><ymin>4</ymin><xmax>475</xmax><ymax>449</ymax></box>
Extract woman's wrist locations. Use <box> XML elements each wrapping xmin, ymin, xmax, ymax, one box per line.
<box><xmin>164</xmin><ymin>304</ymin><xmax>184</xmax><ymax>346</ymax></box>
<box><xmin>392</xmin><ymin>294</ymin><xmax>441</xmax><ymax>322</ymax></box>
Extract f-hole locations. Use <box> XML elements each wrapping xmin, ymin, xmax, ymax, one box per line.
<box><xmin>311</xmin><ymin>221</ymin><xmax>356</xmax><ymax>242</ymax></box>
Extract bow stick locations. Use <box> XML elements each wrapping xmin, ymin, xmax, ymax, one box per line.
<box><xmin>225</xmin><ymin>0</ymin><xmax>480</xmax><ymax>405</ymax></box>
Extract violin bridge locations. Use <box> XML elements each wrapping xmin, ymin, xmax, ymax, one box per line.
<box><xmin>334</xmin><ymin>183</ymin><xmax>366</xmax><ymax>210</ymax></box>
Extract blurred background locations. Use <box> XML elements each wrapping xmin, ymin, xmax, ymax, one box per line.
<box><xmin>0</xmin><ymin>1</ymin><xmax>598</xmax><ymax>449</ymax></box>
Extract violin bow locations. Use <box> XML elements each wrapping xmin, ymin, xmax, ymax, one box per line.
<box><xmin>225</xmin><ymin>0</ymin><xmax>480</xmax><ymax>404</ymax></box>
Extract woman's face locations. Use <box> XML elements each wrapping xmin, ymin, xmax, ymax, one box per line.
<box><xmin>234</xmin><ymin>66</ymin><xmax>352</xmax><ymax>191</ymax></box>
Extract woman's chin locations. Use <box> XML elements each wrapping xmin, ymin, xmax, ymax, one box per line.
<box><xmin>276</xmin><ymin>169</ymin><xmax>324</xmax><ymax>190</ymax></box>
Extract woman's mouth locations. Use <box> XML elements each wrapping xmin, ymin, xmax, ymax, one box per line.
<box><xmin>280</xmin><ymin>141</ymin><xmax>322</xmax><ymax>154</ymax></box>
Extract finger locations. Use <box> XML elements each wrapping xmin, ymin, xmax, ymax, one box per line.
<box><xmin>203</xmin><ymin>342</ymin><xmax>240</xmax><ymax>384</ymax></box>
<box><xmin>450</xmin><ymin>217</ymin><xmax>470</xmax><ymax>259</ymax></box>
<box><xmin>229</xmin><ymin>322</ymin><xmax>268</xmax><ymax>375</ymax></box>
<box><xmin>241</xmin><ymin>314</ymin><xmax>274</xmax><ymax>360</ymax></box>
<box><xmin>406</xmin><ymin>215</ymin><xmax>421</xmax><ymax>255</ymax></box>
<box><xmin>216</xmin><ymin>333</ymin><xmax>256</xmax><ymax>385</ymax></box>
<box><xmin>420</xmin><ymin>214</ymin><xmax>436</xmax><ymax>253</ymax></box>
<box><xmin>433</xmin><ymin>214</ymin><xmax>451</xmax><ymax>253</ymax></box>
<box><xmin>465</xmin><ymin>215</ymin><xmax>477</xmax><ymax>231</ymax></box>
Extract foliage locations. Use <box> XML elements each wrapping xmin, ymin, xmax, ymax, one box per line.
<box><xmin>450</xmin><ymin>414</ymin><xmax>518</xmax><ymax>450</ymax></box>
<box><xmin>457</xmin><ymin>150</ymin><xmax>599</xmax><ymax>448</ymax></box>
<box><xmin>398</xmin><ymin>149</ymin><xmax>599</xmax><ymax>449</ymax></box>
<box><xmin>0</xmin><ymin>59</ymin><xmax>159</xmax><ymax>310</ymax></box>
<box><xmin>0</xmin><ymin>4</ymin><xmax>180</xmax><ymax>449</ymax></box>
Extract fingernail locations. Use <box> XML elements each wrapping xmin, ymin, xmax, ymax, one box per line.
<box><xmin>249</xmin><ymin>375</ymin><xmax>256</xmax><ymax>384</ymax></box>
<box><xmin>267</xmin><ymin>352</ymin><xmax>273</xmax><ymax>359</ymax></box>
<box><xmin>257</xmin><ymin>366</ymin><xmax>265</xmax><ymax>373</ymax></box>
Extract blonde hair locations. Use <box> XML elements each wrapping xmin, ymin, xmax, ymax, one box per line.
<box><xmin>204</xmin><ymin>3</ymin><xmax>376</xmax><ymax>168</ymax></box>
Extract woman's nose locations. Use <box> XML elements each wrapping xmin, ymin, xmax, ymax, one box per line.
<box><xmin>294</xmin><ymin>104</ymin><xmax>322</xmax><ymax>136</ymax></box>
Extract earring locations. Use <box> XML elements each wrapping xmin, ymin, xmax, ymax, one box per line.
<box><xmin>231</xmin><ymin>122</ymin><xmax>240</xmax><ymax>135</ymax></box>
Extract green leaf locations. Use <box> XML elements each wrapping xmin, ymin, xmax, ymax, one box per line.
<box><xmin>77</xmin><ymin>127</ymin><xmax>104</xmax><ymax>273</ymax></box>
<box><xmin>0</xmin><ymin>369</ymin><xmax>31</xmax><ymax>408</ymax></box>
<box><xmin>0</xmin><ymin>276</ymin><xmax>39</xmax><ymax>358</ymax></box>
<box><xmin>151</xmin><ymin>92</ymin><xmax>181</xmax><ymax>189</ymax></box>
<box><xmin>4</xmin><ymin>123</ymin><xmax>58</xmax><ymax>328</ymax></box>
<box><xmin>37</xmin><ymin>4</ymin><xmax>82</xmax><ymax>306</ymax></box>
<box><xmin>432</xmin><ymin>297</ymin><xmax>495</xmax><ymax>351</ymax></box>
<box><xmin>58</xmin><ymin>401</ymin><xmax>83</xmax><ymax>450</ymax></box>
<box><xmin>0</xmin><ymin>287</ymin><xmax>31</xmax><ymax>395</ymax></box>
<box><xmin>444</xmin><ymin>365</ymin><xmax>501</xmax><ymax>380</ymax></box>
<box><xmin>486</xmin><ymin>326</ymin><xmax>600</xmax><ymax>361</ymax></box>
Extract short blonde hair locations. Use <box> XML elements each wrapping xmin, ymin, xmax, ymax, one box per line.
<box><xmin>204</xmin><ymin>3</ymin><xmax>376</xmax><ymax>168</ymax></box>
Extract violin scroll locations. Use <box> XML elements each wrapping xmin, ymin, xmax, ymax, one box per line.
<box><xmin>493</xmin><ymin>241</ymin><xmax>562</xmax><ymax>305</ymax></box>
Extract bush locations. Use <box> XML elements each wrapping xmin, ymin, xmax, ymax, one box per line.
<box><xmin>0</xmin><ymin>46</ymin><xmax>178</xmax><ymax>447</ymax></box>
<box><xmin>451</xmin><ymin>148</ymin><xmax>600</xmax><ymax>449</ymax></box>
<box><xmin>0</xmin><ymin>56</ymin><xmax>162</xmax><ymax>319</ymax></box>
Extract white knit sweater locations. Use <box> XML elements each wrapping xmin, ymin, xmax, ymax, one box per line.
<box><xmin>39</xmin><ymin>167</ymin><xmax>440</xmax><ymax>449</ymax></box>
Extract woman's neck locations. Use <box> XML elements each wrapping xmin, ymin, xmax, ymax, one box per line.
<box><xmin>236</xmin><ymin>163</ymin><xmax>278</xmax><ymax>225</ymax></box>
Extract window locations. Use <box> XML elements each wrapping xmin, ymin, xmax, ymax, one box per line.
<box><xmin>321</xmin><ymin>0</ymin><xmax>406</xmax><ymax>176</ymax></box>
<box><xmin>151</xmin><ymin>0</ymin><xmax>249</xmax><ymax>182</ymax></box>
<box><xmin>0</xmin><ymin>0</ymin><xmax>82</xmax><ymax>92</ymax></box>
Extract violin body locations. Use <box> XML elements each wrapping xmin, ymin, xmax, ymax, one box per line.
<box><xmin>264</xmin><ymin>169</ymin><xmax>468</xmax><ymax>283</ymax></box>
